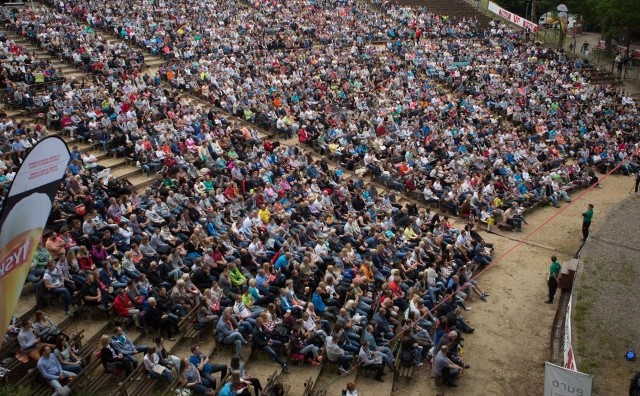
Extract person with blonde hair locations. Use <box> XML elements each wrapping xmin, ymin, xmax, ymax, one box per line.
<box><xmin>99</xmin><ymin>334</ymin><xmax>133</xmax><ymax>376</ymax></box>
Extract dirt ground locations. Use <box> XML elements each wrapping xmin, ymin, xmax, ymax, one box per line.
<box><xmin>574</xmin><ymin>193</ymin><xmax>640</xmax><ymax>396</ymax></box>
<box><xmin>389</xmin><ymin>172</ymin><xmax>636</xmax><ymax>396</ymax></box>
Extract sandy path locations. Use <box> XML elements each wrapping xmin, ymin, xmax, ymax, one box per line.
<box><xmin>392</xmin><ymin>173</ymin><xmax>635</xmax><ymax>396</ymax></box>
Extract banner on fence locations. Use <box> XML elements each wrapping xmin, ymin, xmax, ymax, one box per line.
<box><xmin>487</xmin><ymin>2</ymin><xmax>538</xmax><ymax>32</ymax></box>
<box><xmin>544</xmin><ymin>362</ymin><xmax>592</xmax><ymax>396</ymax></box>
<box><xmin>564</xmin><ymin>295</ymin><xmax>577</xmax><ymax>370</ymax></box>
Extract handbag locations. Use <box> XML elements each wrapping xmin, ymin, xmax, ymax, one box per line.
<box><xmin>273</xmin><ymin>324</ymin><xmax>289</xmax><ymax>338</ymax></box>
<box><xmin>43</xmin><ymin>328</ymin><xmax>63</xmax><ymax>343</ymax></box>
<box><xmin>75</xmin><ymin>204</ymin><xmax>86</xmax><ymax>216</ymax></box>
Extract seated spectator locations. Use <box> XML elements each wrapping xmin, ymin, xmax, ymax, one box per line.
<box><xmin>216</xmin><ymin>307</ymin><xmax>250</xmax><ymax>358</ymax></box>
<box><xmin>144</xmin><ymin>297</ymin><xmax>179</xmax><ymax>341</ymax></box>
<box><xmin>53</xmin><ymin>334</ymin><xmax>83</xmax><ymax>374</ymax></box>
<box><xmin>112</xmin><ymin>287</ymin><xmax>141</xmax><ymax>327</ymax></box>
<box><xmin>143</xmin><ymin>347</ymin><xmax>174</xmax><ymax>383</ymax></box>
<box><xmin>432</xmin><ymin>345</ymin><xmax>464</xmax><ymax>387</ymax></box>
<box><xmin>99</xmin><ymin>334</ymin><xmax>133</xmax><ymax>377</ymax></box>
<box><xmin>289</xmin><ymin>324</ymin><xmax>323</xmax><ymax>365</ymax></box>
<box><xmin>189</xmin><ymin>344</ymin><xmax>227</xmax><ymax>389</ymax></box>
<box><xmin>110</xmin><ymin>326</ymin><xmax>148</xmax><ymax>368</ymax></box>
<box><xmin>17</xmin><ymin>318</ymin><xmax>55</xmax><ymax>361</ymax></box>
<box><xmin>358</xmin><ymin>340</ymin><xmax>386</xmax><ymax>382</ymax></box>
<box><xmin>32</xmin><ymin>310</ymin><xmax>66</xmax><ymax>344</ymax></box>
<box><xmin>80</xmin><ymin>273</ymin><xmax>106</xmax><ymax>309</ymax></box>
<box><xmin>179</xmin><ymin>357</ymin><xmax>214</xmax><ymax>395</ymax></box>
<box><xmin>153</xmin><ymin>337</ymin><xmax>181</xmax><ymax>372</ymax></box>
<box><xmin>36</xmin><ymin>344</ymin><xmax>77</xmax><ymax>391</ymax></box>
<box><xmin>43</xmin><ymin>260</ymin><xmax>75</xmax><ymax>315</ymax></box>
<box><xmin>325</xmin><ymin>334</ymin><xmax>353</xmax><ymax>374</ymax></box>
<box><xmin>251</xmin><ymin>317</ymin><xmax>289</xmax><ymax>373</ymax></box>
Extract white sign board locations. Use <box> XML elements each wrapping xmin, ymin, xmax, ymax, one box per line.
<box><xmin>544</xmin><ymin>362</ymin><xmax>592</xmax><ymax>396</ymax></box>
<box><xmin>488</xmin><ymin>1</ymin><xmax>538</xmax><ymax>32</ymax></box>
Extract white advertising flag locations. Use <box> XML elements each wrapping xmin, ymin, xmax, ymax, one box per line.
<box><xmin>0</xmin><ymin>137</ymin><xmax>70</xmax><ymax>338</ymax></box>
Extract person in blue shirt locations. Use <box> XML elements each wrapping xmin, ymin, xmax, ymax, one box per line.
<box><xmin>67</xmin><ymin>159</ymin><xmax>82</xmax><ymax>175</ymax></box>
<box><xmin>312</xmin><ymin>287</ymin><xmax>337</xmax><ymax>321</ymax></box>
<box><xmin>189</xmin><ymin>345</ymin><xmax>227</xmax><ymax>390</ymax></box>
<box><xmin>69</xmin><ymin>146</ymin><xmax>82</xmax><ymax>162</ymax></box>
<box><xmin>274</xmin><ymin>252</ymin><xmax>292</xmax><ymax>274</ymax></box>
<box><xmin>37</xmin><ymin>345</ymin><xmax>77</xmax><ymax>391</ymax></box>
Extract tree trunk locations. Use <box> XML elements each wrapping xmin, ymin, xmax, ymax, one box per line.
<box><xmin>530</xmin><ymin>0</ymin><xmax>537</xmax><ymax>23</ymax></box>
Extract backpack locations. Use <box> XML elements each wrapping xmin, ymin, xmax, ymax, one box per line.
<box><xmin>401</xmin><ymin>348</ymin><xmax>415</xmax><ymax>368</ymax></box>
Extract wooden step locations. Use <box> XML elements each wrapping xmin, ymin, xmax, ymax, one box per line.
<box><xmin>112</xmin><ymin>165</ymin><xmax>142</xmax><ymax>180</ymax></box>
<box><xmin>126</xmin><ymin>173</ymin><xmax>157</xmax><ymax>191</ymax></box>
<box><xmin>98</xmin><ymin>156</ymin><xmax>128</xmax><ymax>169</ymax></box>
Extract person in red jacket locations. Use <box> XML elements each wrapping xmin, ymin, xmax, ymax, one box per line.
<box><xmin>113</xmin><ymin>288</ymin><xmax>140</xmax><ymax>326</ymax></box>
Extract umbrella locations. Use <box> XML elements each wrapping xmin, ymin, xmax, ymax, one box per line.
<box><xmin>557</xmin><ymin>4</ymin><xmax>568</xmax><ymax>12</ymax></box>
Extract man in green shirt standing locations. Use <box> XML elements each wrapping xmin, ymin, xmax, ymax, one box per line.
<box><xmin>546</xmin><ymin>255</ymin><xmax>562</xmax><ymax>304</ymax></box>
<box><xmin>582</xmin><ymin>204</ymin><xmax>594</xmax><ymax>241</ymax></box>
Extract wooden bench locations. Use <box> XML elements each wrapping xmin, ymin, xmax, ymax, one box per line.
<box><xmin>176</xmin><ymin>305</ymin><xmax>204</xmax><ymax>344</ymax></box>
<box><xmin>76</xmin><ymin>299</ymin><xmax>109</xmax><ymax>320</ymax></box>
<box><xmin>109</xmin><ymin>306</ymin><xmax>135</xmax><ymax>328</ymax></box>
<box><xmin>113</xmin><ymin>363</ymin><xmax>148</xmax><ymax>396</ymax></box>
<box><xmin>68</xmin><ymin>354</ymin><xmax>102</xmax><ymax>393</ymax></box>
<box><xmin>158</xmin><ymin>377</ymin><xmax>181</xmax><ymax>396</ymax></box>
<box><xmin>260</xmin><ymin>370</ymin><xmax>281</xmax><ymax>395</ymax></box>
<box><xmin>300</xmin><ymin>377</ymin><xmax>315</xmax><ymax>396</ymax></box>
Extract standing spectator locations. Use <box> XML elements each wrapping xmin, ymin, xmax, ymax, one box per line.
<box><xmin>546</xmin><ymin>256</ymin><xmax>562</xmax><ymax>304</ymax></box>
<box><xmin>581</xmin><ymin>204</ymin><xmax>594</xmax><ymax>241</ymax></box>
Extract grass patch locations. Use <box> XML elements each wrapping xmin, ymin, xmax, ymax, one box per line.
<box><xmin>573</xmin><ymin>298</ymin><xmax>592</xmax><ymax>333</ymax></box>
<box><xmin>580</xmin><ymin>357</ymin><xmax>601</xmax><ymax>374</ymax></box>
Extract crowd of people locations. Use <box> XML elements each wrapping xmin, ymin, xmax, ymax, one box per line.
<box><xmin>0</xmin><ymin>0</ymin><xmax>639</xmax><ymax>392</ymax></box>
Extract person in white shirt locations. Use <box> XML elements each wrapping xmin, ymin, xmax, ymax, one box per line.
<box><xmin>143</xmin><ymin>347</ymin><xmax>173</xmax><ymax>383</ymax></box>
<box><xmin>82</xmin><ymin>150</ymin><xmax>98</xmax><ymax>169</ymax></box>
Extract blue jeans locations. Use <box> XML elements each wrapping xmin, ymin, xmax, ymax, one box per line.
<box><xmin>300</xmin><ymin>344</ymin><xmax>320</xmax><ymax>359</ymax></box>
<box><xmin>261</xmin><ymin>339</ymin><xmax>286</xmax><ymax>367</ymax></box>
<box><xmin>333</xmin><ymin>353</ymin><xmax>353</xmax><ymax>370</ymax></box>
<box><xmin>222</xmin><ymin>332</ymin><xmax>247</xmax><ymax>357</ymax></box>
<box><xmin>50</xmin><ymin>287</ymin><xmax>74</xmax><ymax>312</ymax></box>
<box><xmin>48</xmin><ymin>370</ymin><xmax>77</xmax><ymax>389</ymax></box>
<box><xmin>62</xmin><ymin>362</ymin><xmax>83</xmax><ymax>374</ymax></box>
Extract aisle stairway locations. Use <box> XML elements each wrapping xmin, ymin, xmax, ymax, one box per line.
<box><xmin>0</xmin><ymin>28</ymin><xmax>154</xmax><ymax>190</ymax></box>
